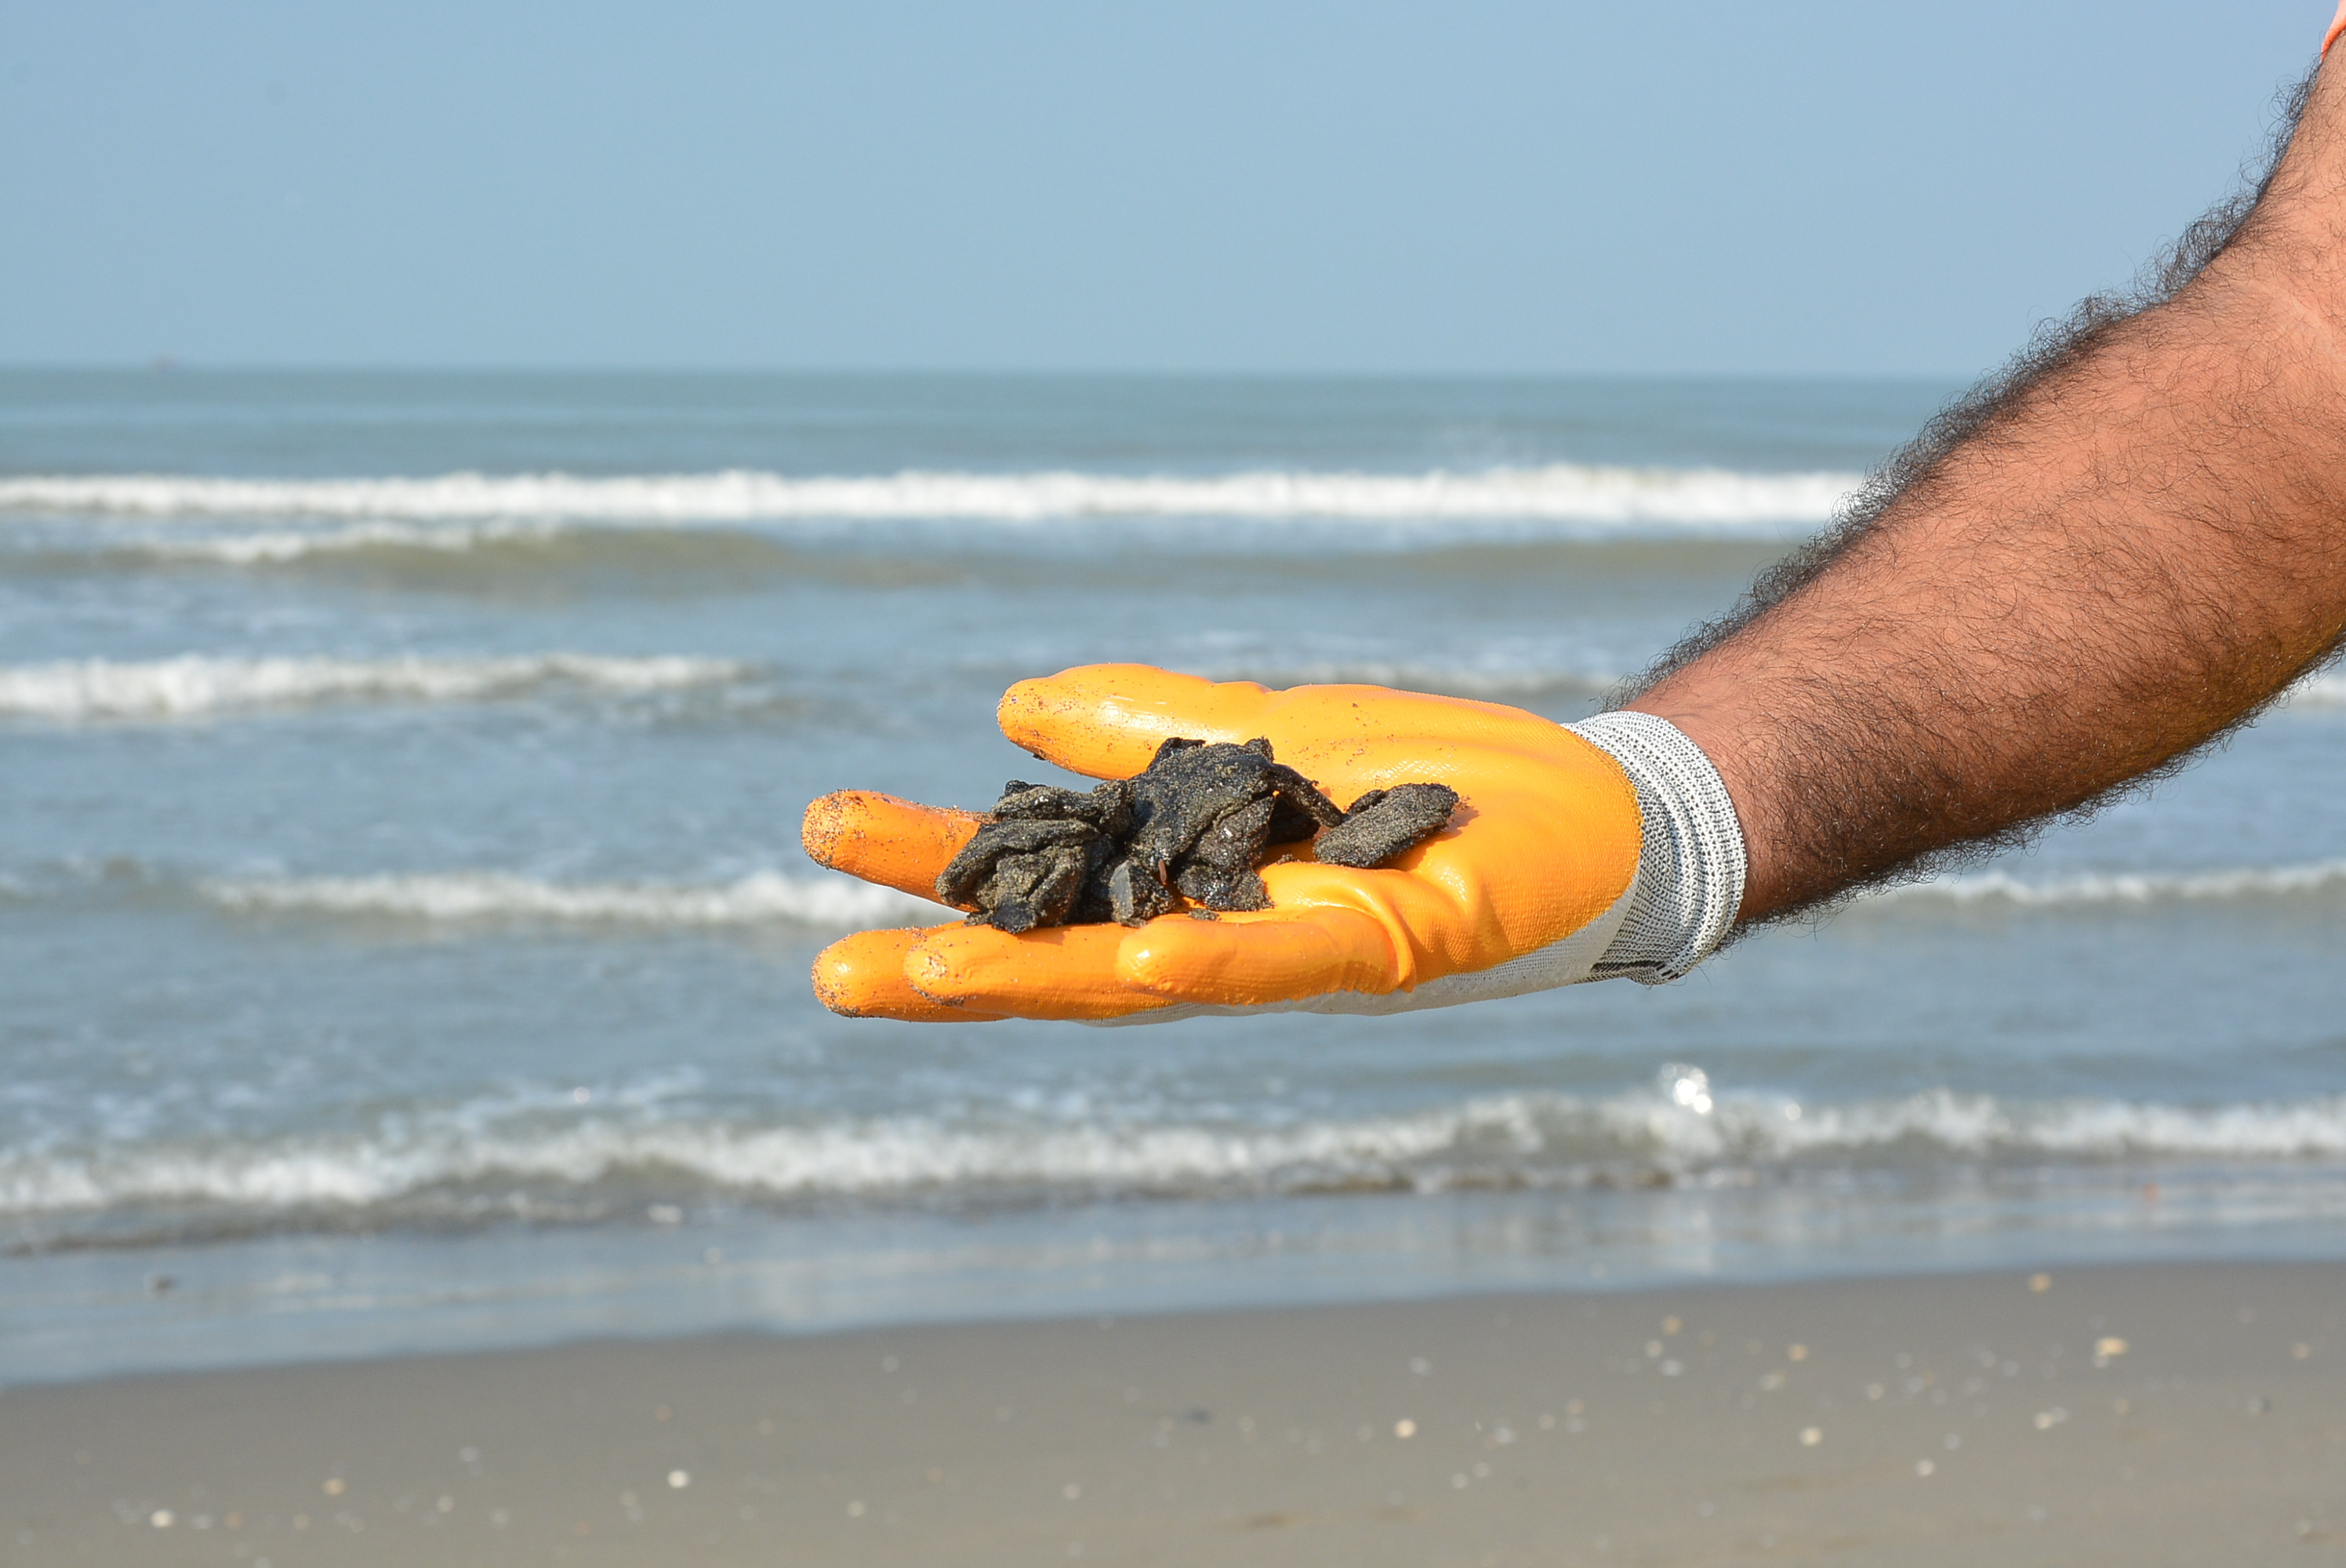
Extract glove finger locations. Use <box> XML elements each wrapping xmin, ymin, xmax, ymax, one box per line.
<box><xmin>997</xmin><ymin>665</ymin><xmax>1278</xmax><ymax>779</ymax></box>
<box><xmin>802</xmin><ymin>790</ymin><xmax>983</xmax><ymax>905</ymax></box>
<box><xmin>812</xmin><ymin>927</ymin><xmax>1007</xmax><ymax>1022</ymax></box>
<box><xmin>906</xmin><ymin>921</ymin><xmax>1177</xmax><ymax>1021</ymax></box>
<box><xmin>1115</xmin><ymin>902</ymin><xmax>1404</xmax><ymax>1007</ymax></box>
<box><xmin>996</xmin><ymin>663</ymin><xmax>1560</xmax><ymax>790</ymax></box>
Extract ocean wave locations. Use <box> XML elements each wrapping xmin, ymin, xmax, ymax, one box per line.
<box><xmin>9</xmin><ymin>1082</ymin><xmax>2346</xmax><ymax>1222</ymax></box>
<box><xmin>200</xmin><ymin>869</ymin><xmax>946</xmax><ymax>929</ymax></box>
<box><xmin>149</xmin><ymin>855</ymin><xmax>2346</xmax><ymax>934</ymax></box>
<box><xmin>2282</xmin><ymin>670</ymin><xmax>2346</xmax><ymax>707</ymax></box>
<box><xmin>199</xmin><ymin>856</ymin><xmax>2345</xmax><ymax>936</ymax></box>
<box><xmin>1189</xmin><ymin>661</ymin><xmax>1622</xmax><ymax>701</ymax></box>
<box><xmin>0</xmin><ymin>654</ymin><xmax>749</xmax><ymax>720</ymax></box>
<box><xmin>140</xmin><ymin>519</ymin><xmax>565</xmax><ymax>564</ymax></box>
<box><xmin>1869</xmin><ymin>859</ymin><xmax>2346</xmax><ymax>909</ymax></box>
<box><xmin>0</xmin><ymin>465</ymin><xmax>1859</xmax><ymax>528</ymax></box>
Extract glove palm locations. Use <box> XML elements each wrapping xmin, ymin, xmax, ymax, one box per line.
<box><xmin>804</xmin><ymin>664</ymin><xmax>1644</xmax><ymax>1022</ymax></box>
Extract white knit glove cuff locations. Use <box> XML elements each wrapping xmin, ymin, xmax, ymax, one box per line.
<box><xmin>1565</xmin><ymin>711</ymin><xmax>1748</xmax><ymax>984</ymax></box>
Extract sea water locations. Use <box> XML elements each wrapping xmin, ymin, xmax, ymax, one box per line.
<box><xmin>5</xmin><ymin>369</ymin><xmax>2344</xmax><ymax>1383</ymax></box>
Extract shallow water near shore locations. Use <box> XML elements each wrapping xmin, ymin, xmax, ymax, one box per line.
<box><xmin>6</xmin><ymin>369</ymin><xmax>2346</xmax><ymax>1384</ymax></box>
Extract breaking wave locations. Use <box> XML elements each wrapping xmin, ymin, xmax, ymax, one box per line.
<box><xmin>71</xmin><ymin>854</ymin><xmax>2346</xmax><ymax>935</ymax></box>
<box><xmin>10</xmin><ymin>1082</ymin><xmax>2346</xmax><ymax>1226</ymax></box>
<box><xmin>136</xmin><ymin>519</ymin><xmax>564</xmax><ymax>564</ymax></box>
<box><xmin>31</xmin><ymin>849</ymin><xmax>2345</xmax><ymax>936</ymax></box>
<box><xmin>1870</xmin><ymin>859</ymin><xmax>2346</xmax><ymax>909</ymax></box>
<box><xmin>0</xmin><ymin>653</ymin><xmax>750</xmax><ymax>720</ymax></box>
<box><xmin>1189</xmin><ymin>660</ymin><xmax>1622</xmax><ymax>702</ymax></box>
<box><xmin>2285</xmin><ymin>670</ymin><xmax>2346</xmax><ymax>707</ymax></box>
<box><xmin>0</xmin><ymin>465</ymin><xmax>1858</xmax><ymax>530</ymax></box>
<box><xmin>200</xmin><ymin>869</ymin><xmax>944</xmax><ymax>929</ymax></box>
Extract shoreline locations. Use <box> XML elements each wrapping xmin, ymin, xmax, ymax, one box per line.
<box><xmin>7</xmin><ymin>1258</ymin><xmax>2342</xmax><ymax>1565</ymax></box>
<box><xmin>16</xmin><ymin>1181</ymin><xmax>2346</xmax><ymax>1389</ymax></box>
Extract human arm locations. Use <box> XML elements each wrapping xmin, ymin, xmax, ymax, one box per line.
<box><xmin>1628</xmin><ymin>58</ymin><xmax>2346</xmax><ymax>920</ymax></box>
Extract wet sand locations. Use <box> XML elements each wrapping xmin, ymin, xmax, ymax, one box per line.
<box><xmin>5</xmin><ymin>1260</ymin><xmax>2342</xmax><ymax>1566</ymax></box>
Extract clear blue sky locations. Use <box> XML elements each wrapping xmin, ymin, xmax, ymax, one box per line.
<box><xmin>0</xmin><ymin>2</ymin><xmax>2322</xmax><ymax>376</ymax></box>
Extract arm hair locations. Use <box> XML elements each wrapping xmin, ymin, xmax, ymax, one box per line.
<box><xmin>1621</xmin><ymin>65</ymin><xmax>2346</xmax><ymax>923</ymax></box>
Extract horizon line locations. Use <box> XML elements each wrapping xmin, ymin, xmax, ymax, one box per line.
<box><xmin>0</xmin><ymin>360</ymin><xmax>1974</xmax><ymax>385</ymax></box>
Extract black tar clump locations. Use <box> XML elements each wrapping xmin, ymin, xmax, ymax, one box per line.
<box><xmin>1311</xmin><ymin>783</ymin><xmax>1464</xmax><ymax>869</ymax></box>
<box><xmin>935</xmin><ymin>737</ymin><xmax>1461</xmax><ymax>934</ymax></box>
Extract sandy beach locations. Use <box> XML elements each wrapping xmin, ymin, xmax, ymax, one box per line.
<box><xmin>5</xmin><ymin>1260</ymin><xmax>2341</xmax><ymax>1566</ymax></box>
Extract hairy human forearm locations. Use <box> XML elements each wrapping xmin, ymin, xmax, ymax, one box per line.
<box><xmin>1626</xmin><ymin>62</ymin><xmax>2346</xmax><ymax>922</ymax></box>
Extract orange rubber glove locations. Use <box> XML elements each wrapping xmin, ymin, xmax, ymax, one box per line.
<box><xmin>803</xmin><ymin>665</ymin><xmax>1745</xmax><ymax>1023</ymax></box>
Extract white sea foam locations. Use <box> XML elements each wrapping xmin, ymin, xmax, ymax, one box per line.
<box><xmin>1683</xmin><ymin>1088</ymin><xmax>2346</xmax><ymax>1161</ymax></box>
<box><xmin>1871</xmin><ymin>859</ymin><xmax>2346</xmax><ymax>909</ymax></box>
<box><xmin>201</xmin><ymin>870</ymin><xmax>945</xmax><ymax>928</ymax></box>
<box><xmin>1202</xmin><ymin>651</ymin><xmax>2346</xmax><ymax>711</ymax></box>
<box><xmin>1189</xmin><ymin>661</ymin><xmax>1623</xmax><ymax>699</ymax></box>
<box><xmin>183</xmin><ymin>857</ymin><xmax>2346</xmax><ymax>935</ymax></box>
<box><xmin>9</xmin><ymin>1085</ymin><xmax>2346</xmax><ymax>1218</ymax></box>
<box><xmin>0</xmin><ymin>654</ymin><xmax>748</xmax><ymax>720</ymax></box>
<box><xmin>2282</xmin><ymin>670</ymin><xmax>2346</xmax><ymax>707</ymax></box>
<box><xmin>0</xmin><ymin>466</ymin><xmax>1861</xmax><ymax>529</ymax></box>
<box><xmin>144</xmin><ymin>519</ymin><xmax>564</xmax><ymax>564</ymax></box>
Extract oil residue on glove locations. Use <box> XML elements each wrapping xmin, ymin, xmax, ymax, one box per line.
<box><xmin>935</xmin><ymin>737</ymin><xmax>1460</xmax><ymax>933</ymax></box>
